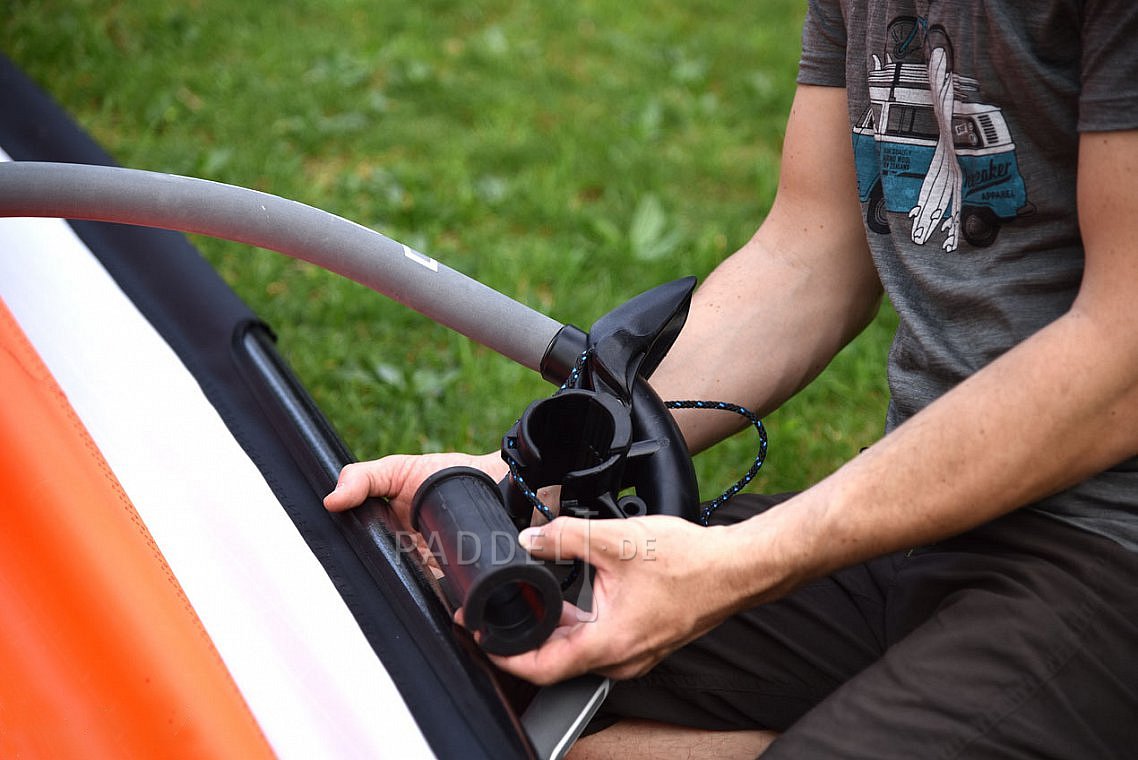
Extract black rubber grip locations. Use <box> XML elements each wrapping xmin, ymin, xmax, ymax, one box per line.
<box><xmin>411</xmin><ymin>466</ymin><xmax>561</xmax><ymax>656</ymax></box>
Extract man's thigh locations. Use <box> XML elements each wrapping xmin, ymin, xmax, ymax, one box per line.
<box><xmin>764</xmin><ymin>509</ymin><xmax>1138</xmax><ymax>759</ymax></box>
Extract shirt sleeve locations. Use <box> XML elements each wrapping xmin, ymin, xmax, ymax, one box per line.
<box><xmin>797</xmin><ymin>0</ymin><xmax>848</xmax><ymax>87</ymax></box>
<box><xmin>1078</xmin><ymin>0</ymin><xmax>1138</xmax><ymax>131</ymax></box>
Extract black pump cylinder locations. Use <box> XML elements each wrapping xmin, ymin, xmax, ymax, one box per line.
<box><xmin>411</xmin><ymin>466</ymin><xmax>561</xmax><ymax>656</ymax></box>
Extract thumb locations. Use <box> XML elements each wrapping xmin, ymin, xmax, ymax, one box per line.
<box><xmin>322</xmin><ymin>458</ymin><xmax>400</xmax><ymax>512</ymax></box>
<box><xmin>518</xmin><ymin>517</ymin><xmax>620</xmax><ymax>568</ymax></box>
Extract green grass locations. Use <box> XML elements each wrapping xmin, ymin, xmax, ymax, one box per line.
<box><xmin>4</xmin><ymin>0</ymin><xmax>897</xmax><ymax>497</ymax></box>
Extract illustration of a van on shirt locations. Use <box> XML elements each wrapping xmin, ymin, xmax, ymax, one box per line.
<box><xmin>853</xmin><ymin>35</ymin><xmax>1033</xmax><ymax>250</ymax></box>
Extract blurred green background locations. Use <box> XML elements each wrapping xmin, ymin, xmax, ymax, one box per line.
<box><xmin>4</xmin><ymin>1</ymin><xmax>896</xmax><ymax>497</ymax></box>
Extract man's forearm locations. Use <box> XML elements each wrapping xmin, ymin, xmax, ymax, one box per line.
<box><xmin>731</xmin><ymin>302</ymin><xmax>1138</xmax><ymax>603</ymax></box>
<box><xmin>651</xmin><ymin>230</ymin><xmax>880</xmax><ymax>453</ymax></box>
<box><xmin>727</xmin><ymin>129</ymin><xmax>1138</xmax><ymax>599</ymax></box>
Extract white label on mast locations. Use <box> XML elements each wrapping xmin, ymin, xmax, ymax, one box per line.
<box><xmin>402</xmin><ymin>244</ymin><xmax>438</xmax><ymax>272</ymax></box>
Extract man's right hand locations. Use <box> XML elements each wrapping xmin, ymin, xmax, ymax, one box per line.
<box><xmin>323</xmin><ymin>451</ymin><xmax>509</xmax><ymax>530</ymax></box>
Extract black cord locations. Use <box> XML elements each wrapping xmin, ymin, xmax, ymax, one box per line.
<box><xmin>664</xmin><ymin>400</ymin><xmax>768</xmax><ymax>525</ymax></box>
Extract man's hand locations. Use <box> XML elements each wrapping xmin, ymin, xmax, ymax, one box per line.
<box><xmin>487</xmin><ymin>514</ymin><xmax>762</xmax><ymax>685</ymax></box>
<box><xmin>323</xmin><ymin>451</ymin><xmax>508</xmax><ymax>529</ymax></box>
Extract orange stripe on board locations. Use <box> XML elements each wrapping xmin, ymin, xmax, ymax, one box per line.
<box><xmin>0</xmin><ymin>298</ymin><xmax>275</xmax><ymax>759</ymax></box>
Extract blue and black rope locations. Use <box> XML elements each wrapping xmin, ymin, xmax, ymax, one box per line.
<box><xmin>559</xmin><ymin>348</ymin><xmax>591</xmax><ymax>391</ymax></box>
<box><xmin>505</xmin><ymin>457</ymin><xmax>557</xmax><ymax>524</ymax></box>
<box><xmin>664</xmin><ymin>399</ymin><xmax>768</xmax><ymax>525</ymax></box>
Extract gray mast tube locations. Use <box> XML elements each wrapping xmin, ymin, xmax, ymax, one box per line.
<box><xmin>0</xmin><ymin>161</ymin><xmax>563</xmax><ymax>373</ymax></box>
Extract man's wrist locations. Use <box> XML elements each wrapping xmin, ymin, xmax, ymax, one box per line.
<box><xmin>720</xmin><ymin>492</ymin><xmax>832</xmax><ymax>609</ymax></box>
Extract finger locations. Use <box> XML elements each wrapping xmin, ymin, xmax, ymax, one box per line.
<box><xmin>456</xmin><ymin>599</ymin><xmax>591</xmax><ymax>684</ymax></box>
<box><xmin>487</xmin><ymin>620</ymin><xmax>599</xmax><ymax>685</ymax></box>
<box><xmin>518</xmin><ymin>517</ymin><xmax>621</xmax><ymax>567</ymax></box>
<box><xmin>456</xmin><ymin>599</ymin><xmax>579</xmax><ymax>638</ymax></box>
<box><xmin>322</xmin><ymin>462</ymin><xmax>375</xmax><ymax>511</ymax></box>
<box><xmin>322</xmin><ymin>456</ymin><xmax>407</xmax><ymax>511</ymax></box>
<box><xmin>557</xmin><ymin>600</ymin><xmax>584</xmax><ymax>627</ymax></box>
<box><xmin>532</xmin><ymin>484</ymin><xmax>562</xmax><ymax>523</ymax></box>
<box><xmin>410</xmin><ymin>533</ymin><xmax>444</xmax><ymax>579</ymax></box>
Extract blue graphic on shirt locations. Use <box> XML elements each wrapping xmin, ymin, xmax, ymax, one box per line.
<box><xmin>852</xmin><ymin>17</ymin><xmax>1030</xmax><ymax>250</ymax></box>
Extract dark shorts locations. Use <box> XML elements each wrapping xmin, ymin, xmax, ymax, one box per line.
<box><xmin>593</xmin><ymin>494</ymin><xmax>1138</xmax><ymax>758</ymax></box>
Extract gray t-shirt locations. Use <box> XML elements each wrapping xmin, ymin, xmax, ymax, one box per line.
<box><xmin>798</xmin><ymin>0</ymin><xmax>1138</xmax><ymax>550</ymax></box>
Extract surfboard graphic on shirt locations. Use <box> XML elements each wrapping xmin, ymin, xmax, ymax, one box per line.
<box><xmin>851</xmin><ymin>16</ymin><xmax>1032</xmax><ymax>250</ymax></box>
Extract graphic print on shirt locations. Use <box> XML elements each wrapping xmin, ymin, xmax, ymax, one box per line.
<box><xmin>852</xmin><ymin>16</ymin><xmax>1030</xmax><ymax>251</ymax></box>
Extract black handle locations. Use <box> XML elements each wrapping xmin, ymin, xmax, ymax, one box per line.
<box><xmin>626</xmin><ymin>379</ymin><xmax>699</xmax><ymax>521</ymax></box>
<box><xmin>411</xmin><ymin>467</ymin><xmax>562</xmax><ymax>656</ymax></box>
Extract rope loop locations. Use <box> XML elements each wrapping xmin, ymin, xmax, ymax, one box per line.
<box><xmin>663</xmin><ymin>400</ymin><xmax>768</xmax><ymax>525</ymax></box>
